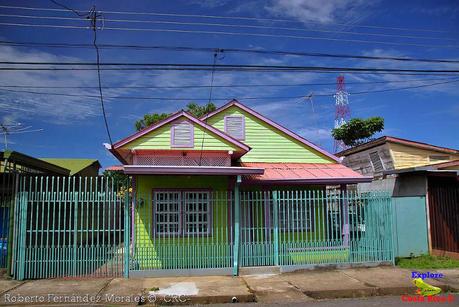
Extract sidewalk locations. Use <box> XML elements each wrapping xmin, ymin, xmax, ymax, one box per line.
<box><xmin>0</xmin><ymin>266</ymin><xmax>457</xmax><ymax>305</ymax></box>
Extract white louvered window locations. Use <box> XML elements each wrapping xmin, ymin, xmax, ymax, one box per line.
<box><xmin>171</xmin><ymin>121</ymin><xmax>193</xmax><ymax>148</ymax></box>
<box><xmin>224</xmin><ymin>116</ymin><xmax>245</xmax><ymax>140</ymax></box>
<box><xmin>369</xmin><ymin>151</ymin><xmax>385</xmax><ymax>172</ymax></box>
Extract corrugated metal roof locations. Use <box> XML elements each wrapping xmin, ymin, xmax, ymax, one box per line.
<box><xmin>240</xmin><ymin>162</ymin><xmax>370</xmax><ymax>184</ymax></box>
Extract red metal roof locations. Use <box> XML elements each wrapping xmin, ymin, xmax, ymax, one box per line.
<box><xmin>240</xmin><ymin>162</ymin><xmax>371</xmax><ymax>184</ymax></box>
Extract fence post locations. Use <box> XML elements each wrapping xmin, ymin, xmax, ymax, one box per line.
<box><xmin>232</xmin><ymin>175</ymin><xmax>241</xmax><ymax>276</ymax></box>
<box><xmin>17</xmin><ymin>192</ymin><xmax>28</xmax><ymax>280</ymax></box>
<box><xmin>272</xmin><ymin>191</ymin><xmax>279</xmax><ymax>266</ymax></box>
<box><xmin>340</xmin><ymin>185</ymin><xmax>350</xmax><ymax>248</ymax></box>
<box><xmin>123</xmin><ymin>191</ymin><xmax>130</xmax><ymax>278</ymax></box>
<box><xmin>73</xmin><ymin>192</ymin><xmax>78</xmax><ymax>277</ymax></box>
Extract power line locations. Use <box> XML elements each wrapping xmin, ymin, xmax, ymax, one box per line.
<box><xmin>1</xmin><ymin>62</ymin><xmax>459</xmax><ymax>74</ymax></box>
<box><xmin>1</xmin><ymin>78</ymin><xmax>458</xmax><ymax>100</ymax></box>
<box><xmin>2</xmin><ymin>41</ymin><xmax>459</xmax><ymax>64</ymax></box>
<box><xmin>1</xmin><ymin>21</ymin><xmax>458</xmax><ymax>49</ymax></box>
<box><xmin>1</xmin><ymin>12</ymin><xmax>456</xmax><ymax>42</ymax></box>
<box><xmin>2</xmin><ymin>40</ymin><xmax>459</xmax><ymax>64</ymax></box>
<box><xmin>0</xmin><ymin>4</ymin><xmax>453</xmax><ymax>34</ymax></box>
<box><xmin>0</xmin><ymin>77</ymin><xmax>455</xmax><ymax>90</ymax></box>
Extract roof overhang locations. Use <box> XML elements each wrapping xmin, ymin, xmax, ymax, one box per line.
<box><xmin>240</xmin><ymin>162</ymin><xmax>371</xmax><ymax>185</ymax></box>
<box><xmin>243</xmin><ymin>177</ymin><xmax>372</xmax><ymax>185</ymax></box>
<box><xmin>384</xmin><ymin>168</ymin><xmax>459</xmax><ymax>177</ymax></box>
<box><xmin>123</xmin><ymin>165</ymin><xmax>265</xmax><ymax>175</ymax></box>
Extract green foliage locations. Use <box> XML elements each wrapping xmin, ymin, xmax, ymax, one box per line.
<box><xmin>135</xmin><ymin>113</ymin><xmax>170</xmax><ymax>131</ymax></box>
<box><xmin>331</xmin><ymin>117</ymin><xmax>384</xmax><ymax>147</ymax></box>
<box><xmin>134</xmin><ymin>102</ymin><xmax>216</xmax><ymax>131</ymax></box>
<box><xmin>396</xmin><ymin>255</ymin><xmax>459</xmax><ymax>269</ymax></box>
<box><xmin>102</xmin><ymin>169</ymin><xmax>129</xmax><ymax>187</ymax></box>
<box><xmin>185</xmin><ymin>102</ymin><xmax>216</xmax><ymax>118</ymax></box>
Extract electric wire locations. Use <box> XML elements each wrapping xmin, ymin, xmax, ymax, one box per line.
<box><xmin>1</xmin><ymin>21</ymin><xmax>458</xmax><ymax>49</ymax></box>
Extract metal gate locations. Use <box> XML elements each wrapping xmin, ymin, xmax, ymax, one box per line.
<box><xmin>12</xmin><ymin>176</ymin><xmax>130</xmax><ymax>280</ymax></box>
<box><xmin>428</xmin><ymin>178</ymin><xmax>459</xmax><ymax>256</ymax></box>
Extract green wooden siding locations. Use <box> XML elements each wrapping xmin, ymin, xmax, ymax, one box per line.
<box><xmin>206</xmin><ymin>106</ymin><xmax>334</xmax><ymax>163</ymax></box>
<box><xmin>121</xmin><ymin>117</ymin><xmax>238</xmax><ymax>152</ymax></box>
<box><xmin>133</xmin><ymin>176</ymin><xmax>232</xmax><ymax>269</ymax></box>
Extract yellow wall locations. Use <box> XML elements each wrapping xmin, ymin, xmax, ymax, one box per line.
<box><xmin>388</xmin><ymin>142</ymin><xmax>459</xmax><ymax>169</ymax></box>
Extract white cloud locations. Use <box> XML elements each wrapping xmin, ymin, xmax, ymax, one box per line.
<box><xmin>265</xmin><ymin>0</ymin><xmax>372</xmax><ymax>24</ymax></box>
<box><xmin>298</xmin><ymin>127</ymin><xmax>332</xmax><ymax>142</ymax></box>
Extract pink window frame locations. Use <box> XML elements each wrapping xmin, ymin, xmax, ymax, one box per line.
<box><xmin>224</xmin><ymin>115</ymin><xmax>245</xmax><ymax>141</ymax></box>
<box><xmin>170</xmin><ymin>121</ymin><xmax>194</xmax><ymax>148</ymax></box>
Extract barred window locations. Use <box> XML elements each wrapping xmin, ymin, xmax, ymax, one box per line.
<box><xmin>153</xmin><ymin>192</ymin><xmax>181</xmax><ymax>235</ymax></box>
<box><xmin>153</xmin><ymin>190</ymin><xmax>211</xmax><ymax>236</ymax></box>
<box><xmin>278</xmin><ymin>200</ymin><xmax>314</xmax><ymax>232</ymax></box>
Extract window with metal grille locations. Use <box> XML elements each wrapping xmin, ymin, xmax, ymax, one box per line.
<box><xmin>369</xmin><ymin>151</ymin><xmax>385</xmax><ymax>172</ymax></box>
<box><xmin>224</xmin><ymin>116</ymin><xmax>245</xmax><ymax>140</ymax></box>
<box><xmin>278</xmin><ymin>200</ymin><xmax>314</xmax><ymax>232</ymax></box>
<box><xmin>153</xmin><ymin>190</ymin><xmax>211</xmax><ymax>236</ymax></box>
<box><xmin>171</xmin><ymin>121</ymin><xmax>193</xmax><ymax>148</ymax></box>
<box><xmin>153</xmin><ymin>192</ymin><xmax>181</xmax><ymax>235</ymax></box>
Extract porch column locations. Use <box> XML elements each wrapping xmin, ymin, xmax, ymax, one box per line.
<box><xmin>341</xmin><ymin>185</ymin><xmax>350</xmax><ymax>247</ymax></box>
<box><xmin>124</xmin><ymin>191</ymin><xmax>130</xmax><ymax>278</ymax></box>
<box><xmin>233</xmin><ymin>175</ymin><xmax>241</xmax><ymax>276</ymax></box>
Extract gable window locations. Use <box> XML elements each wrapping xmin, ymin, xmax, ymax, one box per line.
<box><xmin>224</xmin><ymin>116</ymin><xmax>245</xmax><ymax>140</ymax></box>
<box><xmin>153</xmin><ymin>190</ymin><xmax>211</xmax><ymax>236</ymax></box>
<box><xmin>171</xmin><ymin>121</ymin><xmax>193</xmax><ymax>148</ymax></box>
<box><xmin>369</xmin><ymin>151</ymin><xmax>385</xmax><ymax>172</ymax></box>
<box><xmin>429</xmin><ymin>154</ymin><xmax>450</xmax><ymax>162</ymax></box>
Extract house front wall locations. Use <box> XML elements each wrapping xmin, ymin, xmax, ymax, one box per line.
<box><xmin>389</xmin><ymin>142</ymin><xmax>459</xmax><ymax>169</ymax></box>
<box><xmin>133</xmin><ymin>175</ymin><xmax>232</xmax><ymax>269</ymax></box>
<box><xmin>206</xmin><ymin>106</ymin><xmax>334</xmax><ymax>163</ymax></box>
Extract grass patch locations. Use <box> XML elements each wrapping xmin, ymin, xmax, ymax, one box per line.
<box><xmin>396</xmin><ymin>254</ymin><xmax>459</xmax><ymax>269</ymax></box>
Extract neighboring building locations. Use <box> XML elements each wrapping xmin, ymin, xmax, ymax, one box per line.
<box><xmin>106</xmin><ymin>99</ymin><xmax>374</xmax><ymax>274</ymax></box>
<box><xmin>337</xmin><ymin>137</ymin><xmax>459</xmax><ymax>259</ymax></box>
<box><xmin>1</xmin><ymin>150</ymin><xmax>70</xmax><ymax>175</ymax></box>
<box><xmin>336</xmin><ymin>136</ymin><xmax>459</xmax><ymax>179</ymax></box>
<box><xmin>40</xmin><ymin>158</ymin><xmax>101</xmax><ymax>176</ymax></box>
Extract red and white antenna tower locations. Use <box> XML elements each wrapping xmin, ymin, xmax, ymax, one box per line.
<box><xmin>333</xmin><ymin>75</ymin><xmax>350</xmax><ymax>153</ymax></box>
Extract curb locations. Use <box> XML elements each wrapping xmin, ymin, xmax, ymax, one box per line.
<box><xmin>140</xmin><ymin>293</ymin><xmax>256</xmax><ymax>305</ymax></box>
<box><xmin>303</xmin><ymin>288</ymin><xmax>378</xmax><ymax>299</ymax></box>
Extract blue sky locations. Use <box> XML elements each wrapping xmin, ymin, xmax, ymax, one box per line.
<box><xmin>0</xmin><ymin>0</ymin><xmax>458</xmax><ymax>169</ymax></box>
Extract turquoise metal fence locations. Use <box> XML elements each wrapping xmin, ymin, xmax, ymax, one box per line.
<box><xmin>12</xmin><ymin>176</ymin><xmax>129</xmax><ymax>280</ymax></box>
<box><xmin>8</xmin><ymin>178</ymin><xmax>393</xmax><ymax>279</ymax></box>
<box><xmin>130</xmin><ymin>189</ymin><xmax>393</xmax><ymax>275</ymax></box>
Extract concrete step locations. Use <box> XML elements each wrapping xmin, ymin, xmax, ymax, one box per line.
<box><xmin>240</xmin><ymin>266</ymin><xmax>280</xmax><ymax>276</ymax></box>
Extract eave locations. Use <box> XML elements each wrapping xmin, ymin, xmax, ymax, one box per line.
<box><xmin>123</xmin><ymin>165</ymin><xmax>265</xmax><ymax>175</ymax></box>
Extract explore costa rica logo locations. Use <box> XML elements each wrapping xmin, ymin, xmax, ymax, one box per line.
<box><xmin>400</xmin><ymin>271</ymin><xmax>455</xmax><ymax>303</ymax></box>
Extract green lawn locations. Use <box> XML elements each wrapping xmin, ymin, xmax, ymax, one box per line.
<box><xmin>396</xmin><ymin>255</ymin><xmax>459</xmax><ymax>269</ymax></box>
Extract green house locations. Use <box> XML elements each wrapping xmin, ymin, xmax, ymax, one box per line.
<box><xmin>107</xmin><ymin>100</ymin><xmax>374</xmax><ymax>275</ymax></box>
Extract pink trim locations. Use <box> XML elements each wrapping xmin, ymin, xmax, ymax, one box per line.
<box><xmin>224</xmin><ymin>115</ymin><xmax>245</xmax><ymax>141</ymax></box>
<box><xmin>170</xmin><ymin>120</ymin><xmax>194</xmax><ymax>148</ymax></box>
<box><xmin>201</xmin><ymin>100</ymin><xmax>340</xmax><ymax>162</ymax></box>
<box><xmin>113</xmin><ymin>111</ymin><xmax>250</xmax><ymax>152</ymax></box>
<box><xmin>123</xmin><ymin>165</ymin><xmax>265</xmax><ymax>175</ymax></box>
